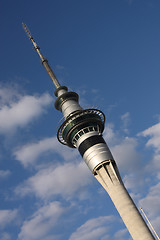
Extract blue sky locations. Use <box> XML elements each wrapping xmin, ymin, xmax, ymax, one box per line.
<box><xmin>1</xmin><ymin>0</ymin><xmax>160</xmax><ymax>239</ymax></box>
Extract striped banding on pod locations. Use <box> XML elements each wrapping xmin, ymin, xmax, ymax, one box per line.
<box><xmin>78</xmin><ymin>135</ymin><xmax>105</xmax><ymax>157</ymax></box>
<box><xmin>77</xmin><ymin>133</ymin><xmax>114</xmax><ymax>173</ymax></box>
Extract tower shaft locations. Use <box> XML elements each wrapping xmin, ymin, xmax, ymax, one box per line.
<box><xmin>23</xmin><ymin>23</ymin><xmax>155</xmax><ymax>240</ymax></box>
<box><xmin>95</xmin><ymin>161</ymin><xmax>154</xmax><ymax>240</ymax></box>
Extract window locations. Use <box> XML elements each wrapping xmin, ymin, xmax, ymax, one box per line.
<box><xmin>84</xmin><ymin>128</ymin><xmax>89</xmax><ymax>133</ymax></box>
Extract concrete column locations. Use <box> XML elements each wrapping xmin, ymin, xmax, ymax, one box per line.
<box><xmin>94</xmin><ymin>160</ymin><xmax>155</xmax><ymax>240</ymax></box>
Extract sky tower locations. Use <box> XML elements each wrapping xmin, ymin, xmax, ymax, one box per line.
<box><xmin>22</xmin><ymin>23</ymin><xmax>155</xmax><ymax>240</ymax></box>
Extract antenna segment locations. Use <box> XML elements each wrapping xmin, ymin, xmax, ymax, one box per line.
<box><xmin>140</xmin><ymin>208</ymin><xmax>160</xmax><ymax>240</ymax></box>
<box><xmin>22</xmin><ymin>23</ymin><xmax>61</xmax><ymax>89</ymax></box>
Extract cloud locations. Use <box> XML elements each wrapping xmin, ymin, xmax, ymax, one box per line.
<box><xmin>138</xmin><ymin>191</ymin><xmax>160</xmax><ymax>237</ymax></box>
<box><xmin>13</xmin><ymin>136</ymin><xmax>76</xmax><ymax>167</ymax></box>
<box><xmin>69</xmin><ymin>215</ymin><xmax>117</xmax><ymax>240</ymax></box>
<box><xmin>103</xmin><ymin>123</ymin><xmax>118</xmax><ymax>146</ymax></box>
<box><xmin>0</xmin><ymin>209</ymin><xmax>18</xmax><ymax>229</ymax></box>
<box><xmin>0</xmin><ymin>232</ymin><xmax>11</xmax><ymax>240</ymax></box>
<box><xmin>103</xmin><ymin>122</ymin><xmax>144</xmax><ymax>193</ymax></box>
<box><xmin>13</xmin><ymin>137</ymin><xmax>59</xmax><ymax>167</ymax></box>
<box><xmin>104</xmin><ymin>124</ymin><xmax>141</xmax><ymax>173</ymax></box>
<box><xmin>139</xmin><ymin>180</ymin><xmax>160</xmax><ymax>218</ymax></box>
<box><xmin>120</xmin><ymin>112</ymin><xmax>130</xmax><ymax>134</ymax></box>
<box><xmin>151</xmin><ymin>154</ymin><xmax>160</xmax><ymax>169</ymax></box>
<box><xmin>116</xmin><ymin>121</ymin><xmax>160</xmax><ymax>235</ymax></box>
<box><xmin>56</xmin><ymin>65</ymin><xmax>64</xmax><ymax>70</ymax></box>
<box><xmin>111</xmin><ymin>136</ymin><xmax>141</xmax><ymax>172</ymax></box>
<box><xmin>139</xmin><ymin>122</ymin><xmax>160</xmax><ymax>152</ymax></box>
<box><xmin>0</xmin><ymin>86</ymin><xmax>53</xmax><ymax>134</ymax></box>
<box><xmin>138</xmin><ymin>122</ymin><xmax>160</xmax><ymax>171</ymax></box>
<box><xmin>114</xmin><ymin>229</ymin><xmax>128</xmax><ymax>240</ymax></box>
<box><xmin>15</xmin><ymin>161</ymin><xmax>91</xmax><ymax>200</ymax></box>
<box><xmin>123</xmin><ymin>173</ymin><xmax>146</xmax><ymax>200</ymax></box>
<box><xmin>104</xmin><ymin>122</ymin><xmax>141</xmax><ymax>174</ymax></box>
<box><xmin>0</xmin><ymin>85</ymin><xmax>21</xmax><ymax>106</ymax></box>
<box><xmin>104</xmin><ymin>120</ymin><xmax>160</xmax><ymax>230</ymax></box>
<box><xmin>18</xmin><ymin>201</ymin><xmax>65</xmax><ymax>240</ymax></box>
<box><xmin>151</xmin><ymin>216</ymin><xmax>160</xmax><ymax>236</ymax></box>
<box><xmin>0</xmin><ymin>170</ymin><xmax>11</xmax><ymax>179</ymax></box>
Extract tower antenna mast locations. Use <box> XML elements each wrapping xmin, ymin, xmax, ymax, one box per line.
<box><xmin>22</xmin><ymin>23</ymin><xmax>156</xmax><ymax>240</ymax></box>
<box><xmin>140</xmin><ymin>208</ymin><xmax>160</xmax><ymax>240</ymax></box>
<box><xmin>22</xmin><ymin>23</ymin><xmax>61</xmax><ymax>89</ymax></box>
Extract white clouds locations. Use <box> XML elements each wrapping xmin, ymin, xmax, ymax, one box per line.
<box><xmin>103</xmin><ymin>120</ymin><xmax>145</xmax><ymax>197</ymax></box>
<box><xmin>103</xmin><ymin>119</ymin><xmax>160</xmax><ymax>231</ymax></box>
<box><xmin>69</xmin><ymin>216</ymin><xmax>116</xmax><ymax>240</ymax></box>
<box><xmin>124</xmin><ymin>121</ymin><xmax>160</xmax><ymax>235</ymax></box>
<box><xmin>151</xmin><ymin>216</ymin><xmax>160</xmax><ymax>236</ymax></box>
<box><xmin>13</xmin><ymin>136</ymin><xmax>76</xmax><ymax>167</ymax></box>
<box><xmin>120</xmin><ymin>112</ymin><xmax>130</xmax><ymax>134</ymax></box>
<box><xmin>0</xmin><ymin>232</ymin><xmax>11</xmax><ymax>240</ymax></box>
<box><xmin>0</xmin><ymin>86</ymin><xmax>53</xmax><ymax>134</ymax></box>
<box><xmin>14</xmin><ymin>137</ymin><xmax>58</xmax><ymax>167</ymax></box>
<box><xmin>0</xmin><ymin>86</ymin><xmax>21</xmax><ymax>106</ymax></box>
<box><xmin>103</xmin><ymin>123</ymin><xmax>117</xmax><ymax>146</ymax></box>
<box><xmin>18</xmin><ymin>201</ymin><xmax>65</xmax><ymax>240</ymax></box>
<box><xmin>139</xmin><ymin>181</ymin><xmax>160</xmax><ymax>218</ymax></box>
<box><xmin>0</xmin><ymin>209</ymin><xmax>18</xmax><ymax>228</ymax></box>
<box><xmin>104</xmin><ymin>122</ymin><xmax>141</xmax><ymax>173</ymax></box>
<box><xmin>138</xmin><ymin>122</ymin><xmax>160</xmax><ymax>171</ymax></box>
<box><xmin>1</xmin><ymin>86</ymin><xmax>159</xmax><ymax>240</ymax></box>
<box><xmin>103</xmin><ymin>120</ymin><xmax>160</xmax><ymax>234</ymax></box>
<box><xmin>137</xmin><ymin>122</ymin><xmax>160</xmax><ymax>233</ymax></box>
<box><xmin>139</xmin><ymin>122</ymin><xmax>160</xmax><ymax>152</ymax></box>
<box><xmin>114</xmin><ymin>229</ymin><xmax>128</xmax><ymax>240</ymax></box>
<box><xmin>111</xmin><ymin>137</ymin><xmax>141</xmax><ymax>172</ymax></box>
<box><xmin>13</xmin><ymin>115</ymin><xmax>160</xmax><ymax>240</ymax></box>
<box><xmin>138</xmin><ymin>185</ymin><xmax>160</xmax><ymax>237</ymax></box>
<box><xmin>0</xmin><ymin>170</ymin><xmax>11</xmax><ymax>179</ymax></box>
<box><xmin>15</xmin><ymin>161</ymin><xmax>91</xmax><ymax>200</ymax></box>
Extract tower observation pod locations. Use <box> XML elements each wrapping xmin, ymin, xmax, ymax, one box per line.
<box><xmin>22</xmin><ymin>23</ymin><xmax>155</xmax><ymax>240</ymax></box>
